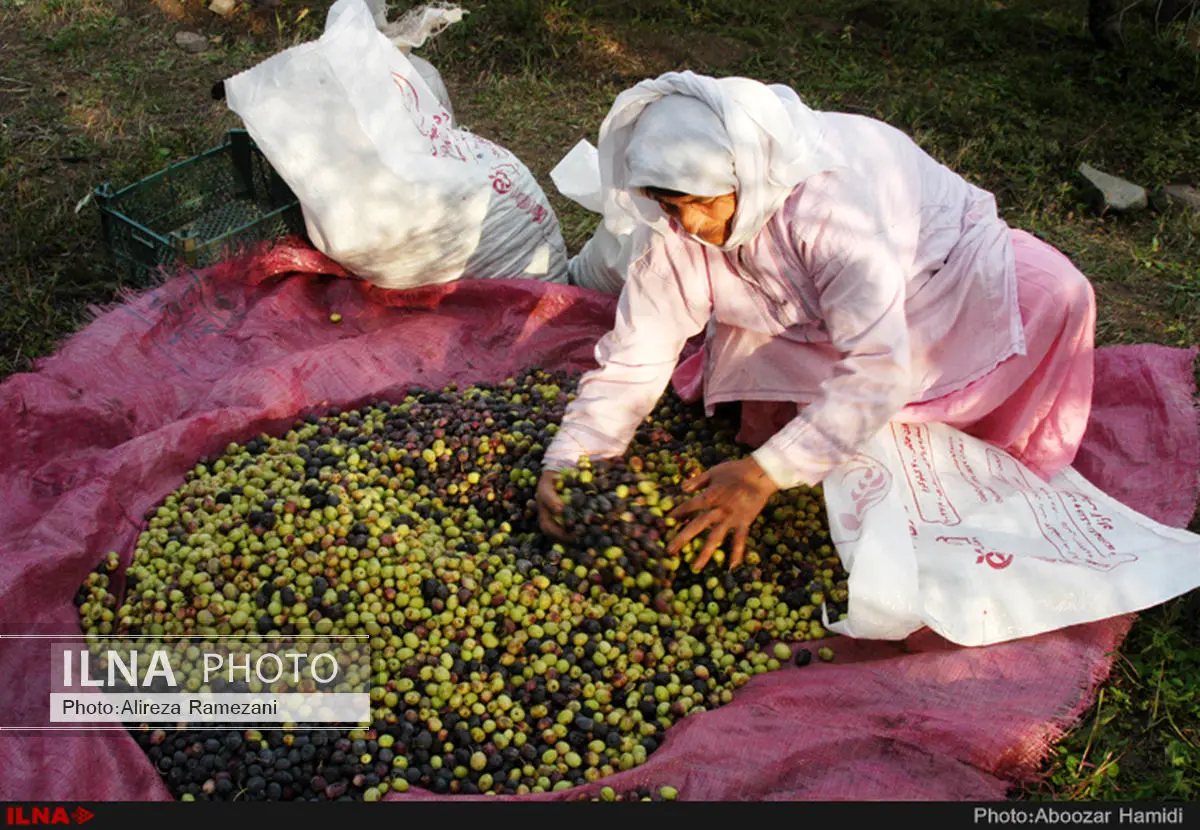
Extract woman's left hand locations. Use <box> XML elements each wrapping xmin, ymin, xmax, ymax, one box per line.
<box><xmin>666</xmin><ymin>456</ymin><xmax>780</xmax><ymax>571</ymax></box>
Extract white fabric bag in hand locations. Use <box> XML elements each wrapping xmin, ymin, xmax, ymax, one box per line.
<box><xmin>551</xmin><ymin>139</ymin><xmax>604</xmax><ymax>213</ymax></box>
<box><xmin>821</xmin><ymin>421</ymin><xmax>1200</xmax><ymax>647</ymax></box>
<box><xmin>224</xmin><ymin>0</ymin><xmax>569</xmax><ymax>289</ymax></box>
<box><xmin>550</xmin><ymin>140</ymin><xmax>634</xmax><ymax>295</ymax></box>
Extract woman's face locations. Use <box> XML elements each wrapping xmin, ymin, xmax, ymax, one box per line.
<box><xmin>645</xmin><ymin>190</ymin><xmax>738</xmax><ymax>247</ymax></box>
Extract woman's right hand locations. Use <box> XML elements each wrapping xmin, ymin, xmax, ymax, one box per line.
<box><xmin>536</xmin><ymin>470</ymin><xmax>571</xmax><ymax>542</ymax></box>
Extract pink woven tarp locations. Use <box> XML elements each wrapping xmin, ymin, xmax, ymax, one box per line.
<box><xmin>1</xmin><ymin>241</ymin><xmax>1197</xmax><ymax>802</ymax></box>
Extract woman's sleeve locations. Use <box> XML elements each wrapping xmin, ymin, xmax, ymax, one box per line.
<box><xmin>751</xmin><ymin>190</ymin><xmax>914</xmax><ymax>489</ymax></box>
<box><xmin>542</xmin><ymin>245</ymin><xmax>714</xmax><ymax>472</ymax></box>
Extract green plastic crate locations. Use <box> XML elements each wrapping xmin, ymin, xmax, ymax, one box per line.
<box><xmin>95</xmin><ymin>129</ymin><xmax>305</xmax><ymax>285</ymax></box>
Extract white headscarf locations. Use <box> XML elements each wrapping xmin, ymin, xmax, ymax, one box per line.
<box><xmin>625</xmin><ymin>95</ymin><xmax>737</xmax><ymax>198</ymax></box>
<box><xmin>597</xmin><ymin>71</ymin><xmax>839</xmax><ymax>252</ymax></box>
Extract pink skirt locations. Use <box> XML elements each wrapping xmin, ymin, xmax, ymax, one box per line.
<box><xmin>671</xmin><ymin>229</ymin><xmax>1097</xmax><ymax>481</ymax></box>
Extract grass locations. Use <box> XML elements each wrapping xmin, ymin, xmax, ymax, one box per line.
<box><xmin>1</xmin><ymin>0</ymin><xmax>1198</xmax><ymax>801</ymax></box>
<box><xmin>1023</xmin><ymin>597</ymin><xmax>1200</xmax><ymax>800</ymax></box>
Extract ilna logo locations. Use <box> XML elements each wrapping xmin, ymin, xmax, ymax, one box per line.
<box><xmin>62</xmin><ymin>649</ymin><xmax>178</xmax><ymax>688</ymax></box>
<box><xmin>5</xmin><ymin>806</ymin><xmax>94</xmax><ymax>825</ymax></box>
